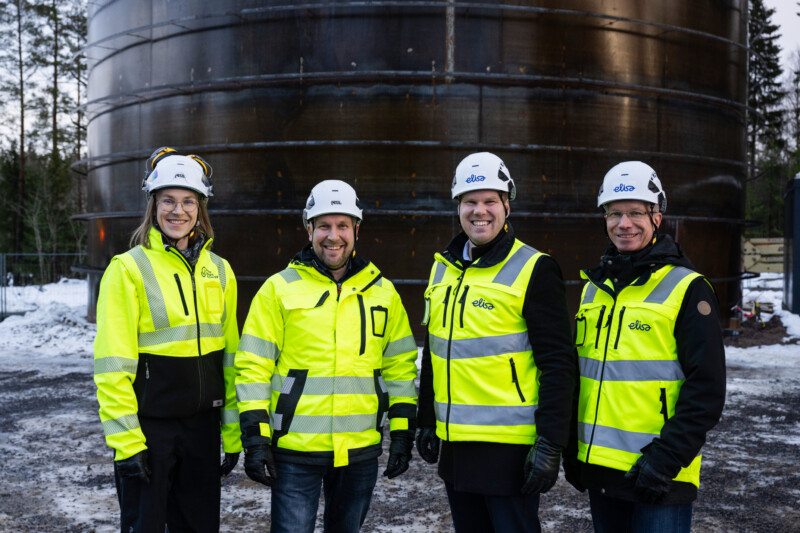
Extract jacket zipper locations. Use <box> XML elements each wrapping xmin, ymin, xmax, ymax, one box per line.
<box><xmin>594</xmin><ymin>305</ymin><xmax>607</xmax><ymax>349</ymax></box>
<box><xmin>174</xmin><ymin>274</ymin><xmax>189</xmax><ymax>315</ymax></box>
<box><xmin>442</xmin><ymin>286</ymin><xmax>452</xmax><ymax>328</ymax></box>
<box><xmin>168</xmin><ymin>247</ymin><xmax>204</xmax><ymax>411</ymax></box>
<box><xmin>445</xmin><ymin>273</ymin><xmax>465</xmax><ymax>441</ymax></box>
<box><xmin>357</xmin><ymin>294</ymin><xmax>366</xmax><ymax>356</ymax></box>
<box><xmin>586</xmin><ymin>299</ymin><xmax>616</xmax><ymax>464</ymax></box>
<box><xmin>613</xmin><ymin>307</ymin><xmax>626</xmax><ymax>350</ymax></box>
<box><xmin>509</xmin><ymin>358</ymin><xmax>526</xmax><ymax>402</ymax></box>
<box><xmin>458</xmin><ymin>285</ymin><xmax>470</xmax><ymax>328</ymax></box>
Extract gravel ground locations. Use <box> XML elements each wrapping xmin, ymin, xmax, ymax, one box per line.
<box><xmin>1</xmin><ymin>346</ymin><xmax>798</xmax><ymax>532</ymax></box>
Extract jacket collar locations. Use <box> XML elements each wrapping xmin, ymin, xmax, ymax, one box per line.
<box><xmin>443</xmin><ymin>223</ymin><xmax>516</xmax><ymax>269</ymax></box>
<box><xmin>147</xmin><ymin>227</ymin><xmax>212</xmax><ymax>253</ymax></box>
<box><xmin>293</xmin><ymin>244</ymin><xmax>370</xmax><ymax>284</ymax></box>
<box><xmin>584</xmin><ymin>234</ymin><xmax>695</xmax><ymax>288</ymax></box>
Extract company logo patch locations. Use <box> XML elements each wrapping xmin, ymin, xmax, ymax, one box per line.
<box><xmin>628</xmin><ymin>320</ymin><xmax>651</xmax><ymax>331</ymax></box>
<box><xmin>174</xmin><ymin>172</ymin><xmax>186</xmax><ymax>180</ymax></box>
<box><xmin>465</xmin><ymin>174</ymin><xmax>486</xmax><ymax>184</ymax></box>
<box><xmin>472</xmin><ymin>298</ymin><xmax>494</xmax><ymax>310</ymax></box>
<box><xmin>331</xmin><ymin>200</ymin><xmax>342</xmax><ymax>205</ymax></box>
<box><xmin>201</xmin><ymin>266</ymin><xmax>219</xmax><ymax>279</ymax></box>
<box><xmin>614</xmin><ymin>183</ymin><xmax>635</xmax><ymax>192</ymax></box>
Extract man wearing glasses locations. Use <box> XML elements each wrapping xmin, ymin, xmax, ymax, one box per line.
<box><xmin>564</xmin><ymin>161</ymin><xmax>726</xmax><ymax>532</ymax></box>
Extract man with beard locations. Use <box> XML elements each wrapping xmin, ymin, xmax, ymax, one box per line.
<box><xmin>235</xmin><ymin>180</ymin><xmax>418</xmax><ymax>533</ymax></box>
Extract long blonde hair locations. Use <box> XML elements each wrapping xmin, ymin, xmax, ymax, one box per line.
<box><xmin>129</xmin><ymin>192</ymin><xmax>214</xmax><ymax>249</ymax></box>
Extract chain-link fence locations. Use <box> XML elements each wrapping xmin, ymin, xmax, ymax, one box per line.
<box><xmin>0</xmin><ymin>253</ymin><xmax>88</xmax><ymax>319</ymax></box>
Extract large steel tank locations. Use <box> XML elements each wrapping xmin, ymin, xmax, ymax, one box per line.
<box><xmin>82</xmin><ymin>1</ymin><xmax>747</xmax><ymax>333</ymax></box>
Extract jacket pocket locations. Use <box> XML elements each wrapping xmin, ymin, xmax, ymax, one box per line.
<box><xmin>574</xmin><ymin>315</ymin><xmax>587</xmax><ymax>346</ymax></box>
<box><xmin>509</xmin><ymin>358</ymin><xmax>526</xmax><ymax>403</ymax></box>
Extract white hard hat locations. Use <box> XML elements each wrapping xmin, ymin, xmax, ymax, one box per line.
<box><xmin>597</xmin><ymin>161</ymin><xmax>666</xmax><ymax>213</ymax></box>
<box><xmin>451</xmin><ymin>152</ymin><xmax>516</xmax><ymax>200</ymax></box>
<box><xmin>303</xmin><ymin>180</ymin><xmax>363</xmax><ymax>226</ymax></box>
<box><xmin>141</xmin><ymin>147</ymin><xmax>213</xmax><ymax>198</ymax></box>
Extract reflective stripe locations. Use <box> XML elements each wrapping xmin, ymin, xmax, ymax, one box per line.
<box><xmin>137</xmin><ymin>322</ymin><xmax>223</xmax><ymax>347</ymax></box>
<box><xmin>94</xmin><ymin>356</ymin><xmax>138</xmax><ymax>375</ymax></box>
<box><xmin>208</xmin><ymin>252</ymin><xmax>226</xmax><ymax>292</ymax></box>
<box><xmin>280</xmin><ymin>376</ymin><xmax>296</xmax><ymax>395</ymax></box>
<box><xmin>221</xmin><ymin>409</ymin><xmax>239</xmax><ymax>425</ymax></box>
<box><xmin>582</xmin><ymin>283</ymin><xmax>598</xmax><ymax>305</ymax></box>
<box><xmin>435</xmin><ymin>402</ymin><xmax>537</xmax><ymax>427</ymax></box>
<box><xmin>130</xmin><ymin>247</ymin><xmax>170</xmax><ymax>330</ymax></box>
<box><xmin>283</xmin><ymin>413</ymin><xmax>377</xmax><ymax>434</ymax></box>
<box><xmin>238</xmin><ymin>333</ymin><xmax>280</xmax><ymax>361</ymax></box>
<box><xmin>579</xmin><ymin>422</ymin><xmax>656</xmax><ymax>455</ymax></box>
<box><xmin>289</xmin><ymin>376</ymin><xmax>376</xmax><ymax>395</ymax></box>
<box><xmin>579</xmin><ymin>357</ymin><xmax>685</xmax><ymax>382</ymax></box>
<box><xmin>492</xmin><ymin>245</ymin><xmax>537</xmax><ymax>286</ymax></box>
<box><xmin>236</xmin><ymin>382</ymin><xmax>271</xmax><ymax>402</ymax></box>
<box><xmin>223</xmin><ymin>352</ymin><xmax>235</xmax><ymax>368</ymax></box>
<box><xmin>430</xmin><ymin>332</ymin><xmax>531</xmax><ymax>359</ymax></box>
<box><xmin>279</xmin><ymin>269</ymin><xmax>302</xmax><ymax>284</ymax></box>
<box><xmin>102</xmin><ymin>414</ymin><xmax>140</xmax><ymax>436</ymax></box>
<box><xmin>644</xmin><ymin>267</ymin><xmax>694</xmax><ymax>304</ymax></box>
<box><xmin>383</xmin><ymin>334</ymin><xmax>417</xmax><ymax>358</ymax></box>
<box><xmin>273</xmin><ymin>413</ymin><xmax>284</xmax><ymax>430</ymax></box>
<box><xmin>432</xmin><ymin>262</ymin><xmax>447</xmax><ymax>285</ymax></box>
<box><xmin>377</xmin><ymin>375</ymin><xmax>388</xmax><ymax>394</ymax></box>
<box><xmin>386</xmin><ymin>379</ymin><xmax>416</xmax><ymax>398</ymax></box>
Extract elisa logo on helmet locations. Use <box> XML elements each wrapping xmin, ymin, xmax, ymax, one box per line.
<box><xmin>614</xmin><ymin>183</ymin><xmax>635</xmax><ymax>193</ymax></box>
<box><xmin>465</xmin><ymin>174</ymin><xmax>486</xmax><ymax>184</ymax></box>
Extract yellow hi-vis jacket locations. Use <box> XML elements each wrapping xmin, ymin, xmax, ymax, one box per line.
<box><xmin>423</xmin><ymin>239</ymin><xmax>545</xmax><ymax>444</ymax></box>
<box><xmin>235</xmin><ymin>255</ymin><xmax>418</xmax><ymax>467</ymax></box>
<box><xmin>94</xmin><ymin>228</ymin><xmax>241</xmax><ymax>461</ymax></box>
<box><xmin>575</xmin><ymin>264</ymin><xmax>703</xmax><ymax>487</ymax></box>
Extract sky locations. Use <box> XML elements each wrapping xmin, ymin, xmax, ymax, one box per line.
<box><xmin>768</xmin><ymin>0</ymin><xmax>800</xmax><ymax>74</ymax></box>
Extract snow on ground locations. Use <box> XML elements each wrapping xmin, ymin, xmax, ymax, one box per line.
<box><xmin>0</xmin><ymin>277</ymin><xmax>799</xmax><ymax>531</ymax></box>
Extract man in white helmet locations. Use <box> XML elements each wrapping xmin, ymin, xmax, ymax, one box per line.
<box><xmin>563</xmin><ymin>161</ymin><xmax>726</xmax><ymax>532</ymax></box>
<box><xmin>415</xmin><ymin>152</ymin><xmax>576</xmax><ymax>532</ymax></box>
<box><xmin>234</xmin><ymin>180</ymin><xmax>418</xmax><ymax>533</ymax></box>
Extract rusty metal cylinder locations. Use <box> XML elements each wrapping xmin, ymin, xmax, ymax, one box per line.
<box><xmin>83</xmin><ymin>1</ymin><xmax>747</xmax><ymax>330</ymax></box>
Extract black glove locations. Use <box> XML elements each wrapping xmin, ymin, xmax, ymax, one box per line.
<box><xmin>625</xmin><ymin>454</ymin><xmax>672</xmax><ymax>503</ymax></box>
<box><xmin>220</xmin><ymin>452</ymin><xmax>240</xmax><ymax>477</ymax></box>
<box><xmin>116</xmin><ymin>451</ymin><xmax>151</xmax><ymax>484</ymax></box>
<box><xmin>244</xmin><ymin>444</ymin><xmax>278</xmax><ymax>487</ymax></box>
<box><xmin>416</xmin><ymin>426</ymin><xmax>439</xmax><ymax>464</ymax></box>
<box><xmin>521</xmin><ymin>436</ymin><xmax>562</xmax><ymax>495</ymax></box>
<box><xmin>562</xmin><ymin>456</ymin><xmax>586</xmax><ymax>492</ymax></box>
<box><xmin>384</xmin><ymin>430</ymin><xmax>414</xmax><ymax>479</ymax></box>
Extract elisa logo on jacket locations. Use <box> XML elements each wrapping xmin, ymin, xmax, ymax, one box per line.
<box><xmin>472</xmin><ymin>298</ymin><xmax>494</xmax><ymax>310</ymax></box>
<box><xmin>201</xmin><ymin>266</ymin><xmax>219</xmax><ymax>279</ymax></box>
<box><xmin>628</xmin><ymin>320</ymin><xmax>651</xmax><ymax>331</ymax></box>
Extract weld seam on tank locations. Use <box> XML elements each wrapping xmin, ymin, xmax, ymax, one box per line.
<box><xmin>73</xmin><ymin>140</ymin><xmax>746</xmax><ymax>175</ymax></box>
<box><xmin>80</xmin><ymin>71</ymin><xmax>747</xmax><ymax>121</ymax></box>
<box><xmin>84</xmin><ymin>2</ymin><xmax>745</xmax><ymax>60</ymax></box>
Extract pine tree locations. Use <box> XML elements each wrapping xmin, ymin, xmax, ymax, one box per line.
<box><xmin>747</xmin><ymin>0</ymin><xmax>788</xmax><ymax>237</ymax></box>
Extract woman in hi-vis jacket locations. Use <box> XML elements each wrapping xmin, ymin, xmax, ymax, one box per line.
<box><xmin>93</xmin><ymin>147</ymin><xmax>240</xmax><ymax>532</ymax></box>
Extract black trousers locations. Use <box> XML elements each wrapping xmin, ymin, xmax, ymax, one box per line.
<box><xmin>445</xmin><ymin>481</ymin><xmax>542</xmax><ymax>533</ymax></box>
<box><xmin>114</xmin><ymin>409</ymin><xmax>221</xmax><ymax>533</ymax></box>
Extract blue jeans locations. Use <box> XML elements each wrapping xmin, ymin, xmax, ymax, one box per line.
<box><xmin>270</xmin><ymin>458</ymin><xmax>378</xmax><ymax>533</ymax></box>
<box><xmin>589</xmin><ymin>490</ymin><xmax>693</xmax><ymax>533</ymax></box>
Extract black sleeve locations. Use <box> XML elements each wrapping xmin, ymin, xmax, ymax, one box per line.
<box><xmin>647</xmin><ymin>277</ymin><xmax>726</xmax><ymax>475</ymax></box>
<box><xmin>416</xmin><ymin>333</ymin><xmax>437</xmax><ymax>428</ymax></box>
<box><xmin>522</xmin><ymin>255</ymin><xmax>578</xmax><ymax>448</ymax></box>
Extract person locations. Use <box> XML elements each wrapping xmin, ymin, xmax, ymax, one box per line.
<box><xmin>234</xmin><ymin>180</ymin><xmax>418</xmax><ymax>533</ymax></box>
<box><xmin>93</xmin><ymin>147</ymin><xmax>241</xmax><ymax>532</ymax></box>
<box><xmin>563</xmin><ymin>161</ymin><xmax>726</xmax><ymax>532</ymax></box>
<box><xmin>415</xmin><ymin>152</ymin><xmax>576</xmax><ymax>533</ymax></box>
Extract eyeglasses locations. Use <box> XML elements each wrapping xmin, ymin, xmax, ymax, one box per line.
<box><xmin>158</xmin><ymin>198</ymin><xmax>199</xmax><ymax>212</ymax></box>
<box><xmin>604</xmin><ymin>210</ymin><xmax>651</xmax><ymax>222</ymax></box>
